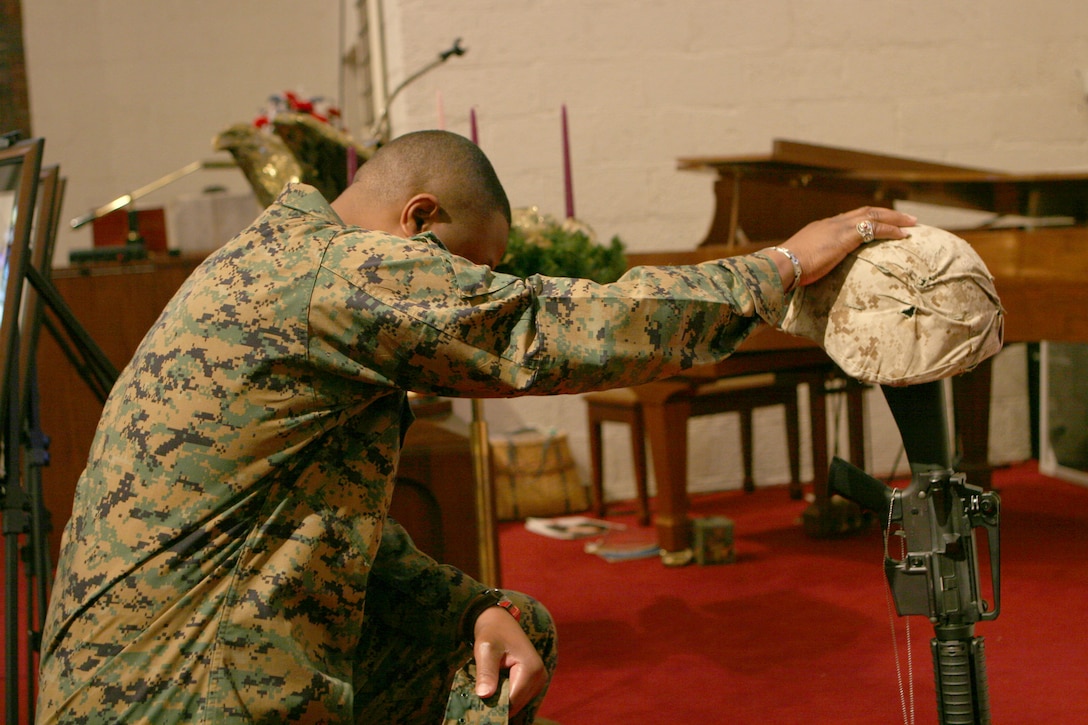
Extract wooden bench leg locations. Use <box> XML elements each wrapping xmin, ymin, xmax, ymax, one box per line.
<box><xmin>588</xmin><ymin>415</ymin><xmax>606</xmax><ymax>518</ymax></box>
<box><xmin>785</xmin><ymin>394</ymin><xmax>803</xmax><ymax>499</ymax></box>
<box><xmin>644</xmin><ymin>397</ymin><xmax>693</xmax><ymax>554</ymax></box>
<box><xmin>846</xmin><ymin>382</ymin><xmax>866</xmax><ymax>469</ymax></box>
<box><xmin>629</xmin><ymin>407</ymin><xmax>650</xmax><ymax>526</ymax></box>
<box><xmin>586</xmin><ymin>403</ymin><xmax>651</xmax><ymax>525</ymax></box>
<box><xmin>740</xmin><ymin>407</ymin><xmax>755</xmax><ymax>493</ymax></box>
<box><xmin>808</xmin><ymin>376</ymin><xmax>831</xmax><ymax>507</ymax></box>
<box><xmin>738</xmin><ymin>392</ymin><xmax>801</xmax><ymax>499</ymax></box>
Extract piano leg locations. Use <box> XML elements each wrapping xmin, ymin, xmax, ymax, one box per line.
<box><xmin>642</xmin><ymin>394</ymin><xmax>694</xmax><ymax>557</ymax></box>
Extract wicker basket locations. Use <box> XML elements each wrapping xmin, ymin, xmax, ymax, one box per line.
<box><xmin>491</xmin><ymin>428</ymin><xmax>588</xmax><ymax>521</ymax></box>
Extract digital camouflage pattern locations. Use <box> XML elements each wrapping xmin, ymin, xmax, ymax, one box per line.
<box><xmin>37</xmin><ymin>184</ymin><xmax>787</xmax><ymax>723</ymax></box>
<box><xmin>442</xmin><ymin>666</ymin><xmax>510</xmax><ymax>725</ymax></box>
<box><xmin>355</xmin><ymin>587</ymin><xmax>555</xmax><ymax>723</ymax></box>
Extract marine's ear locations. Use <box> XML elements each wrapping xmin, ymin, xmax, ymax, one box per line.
<box><xmin>400</xmin><ymin>193</ymin><xmax>441</xmax><ymax>236</ymax></box>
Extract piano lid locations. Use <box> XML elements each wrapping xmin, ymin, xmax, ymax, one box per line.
<box><xmin>680</xmin><ymin>139</ymin><xmax>1088</xmax><ymax>245</ymax></box>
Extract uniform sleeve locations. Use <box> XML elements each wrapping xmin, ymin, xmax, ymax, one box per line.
<box><xmin>307</xmin><ymin>229</ymin><xmax>789</xmax><ymax>399</ymax></box>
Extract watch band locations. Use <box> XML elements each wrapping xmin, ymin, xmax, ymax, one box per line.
<box><xmin>496</xmin><ymin>596</ymin><xmax>522</xmax><ymax>622</ymax></box>
<box><xmin>461</xmin><ymin>588</ymin><xmax>522</xmax><ymax>643</ymax></box>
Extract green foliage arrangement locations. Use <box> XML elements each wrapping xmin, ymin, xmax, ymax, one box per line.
<box><xmin>495</xmin><ymin>207</ymin><xmax>627</xmax><ymax>283</ymax></box>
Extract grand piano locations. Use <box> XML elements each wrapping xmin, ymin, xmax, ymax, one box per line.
<box><xmin>625</xmin><ymin>140</ymin><xmax>1088</xmax><ymax>553</ymax></box>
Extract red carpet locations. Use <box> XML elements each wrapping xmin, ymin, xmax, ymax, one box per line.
<box><xmin>4</xmin><ymin>462</ymin><xmax>1084</xmax><ymax>723</ymax></box>
<box><xmin>500</xmin><ymin>461</ymin><xmax>1088</xmax><ymax>725</ymax></box>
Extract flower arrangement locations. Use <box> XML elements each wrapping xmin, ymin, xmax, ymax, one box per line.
<box><xmin>216</xmin><ymin>90</ymin><xmax>371</xmax><ymax>206</ymax></box>
<box><xmin>496</xmin><ymin>207</ymin><xmax>627</xmax><ymax>283</ymax></box>
<box><xmin>253</xmin><ymin>90</ymin><xmax>342</xmax><ymax>129</ymax></box>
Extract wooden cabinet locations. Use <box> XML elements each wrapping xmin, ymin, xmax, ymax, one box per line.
<box><xmin>392</xmin><ymin>399</ymin><xmax>484</xmax><ymax>581</ymax></box>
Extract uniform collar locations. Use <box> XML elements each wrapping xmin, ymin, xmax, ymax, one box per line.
<box><xmin>276</xmin><ymin>183</ymin><xmax>343</xmax><ymax>223</ymax></box>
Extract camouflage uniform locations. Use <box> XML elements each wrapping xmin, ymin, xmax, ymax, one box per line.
<box><xmin>37</xmin><ymin>184</ymin><xmax>787</xmax><ymax>723</ymax></box>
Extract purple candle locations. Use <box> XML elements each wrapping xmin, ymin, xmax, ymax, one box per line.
<box><xmin>562</xmin><ymin>105</ymin><xmax>574</xmax><ymax>219</ymax></box>
<box><xmin>347</xmin><ymin>145</ymin><xmax>358</xmax><ymax>184</ymax></box>
<box><xmin>470</xmin><ymin>107</ymin><xmax>479</xmax><ymax>145</ymax></box>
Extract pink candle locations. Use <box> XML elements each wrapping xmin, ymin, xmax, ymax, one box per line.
<box><xmin>469</xmin><ymin>107</ymin><xmax>479</xmax><ymax>145</ymax></box>
<box><xmin>347</xmin><ymin>146</ymin><xmax>358</xmax><ymax>184</ymax></box>
<box><xmin>562</xmin><ymin>105</ymin><xmax>574</xmax><ymax>219</ymax></box>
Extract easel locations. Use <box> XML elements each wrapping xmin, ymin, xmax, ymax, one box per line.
<box><xmin>1</xmin><ymin>138</ymin><xmax>118</xmax><ymax>721</ymax></box>
<box><xmin>2</xmin><ymin>269</ymin><xmax>118</xmax><ymax>724</ymax></box>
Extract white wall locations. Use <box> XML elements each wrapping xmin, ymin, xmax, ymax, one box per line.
<box><xmin>22</xmin><ymin>1</ymin><xmax>1088</xmax><ymax>503</ymax></box>
<box><xmin>22</xmin><ymin>1</ymin><xmax>344</xmax><ymax>261</ymax></box>
<box><xmin>381</xmin><ymin>1</ymin><xmax>1088</xmax><ymax>252</ymax></box>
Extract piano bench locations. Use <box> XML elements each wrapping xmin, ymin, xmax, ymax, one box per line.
<box><xmin>585</xmin><ymin>373</ymin><xmax>803</xmax><ymax>526</ymax></box>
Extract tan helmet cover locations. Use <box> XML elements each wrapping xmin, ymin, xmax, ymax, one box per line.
<box><xmin>779</xmin><ymin>225</ymin><xmax>1004</xmax><ymax>386</ymax></box>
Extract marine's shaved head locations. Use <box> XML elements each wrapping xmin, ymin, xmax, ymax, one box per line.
<box><xmin>353</xmin><ymin>130</ymin><xmax>511</xmax><ymax>225</ymax></box>
<box><xmin>331</xmin><ymin>130</ymin><xmax>512</xmax><ymax>267</ymax></box>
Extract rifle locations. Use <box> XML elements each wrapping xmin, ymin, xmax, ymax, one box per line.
<box><xmin>829</xmin><ymin>381</ymin><xmax>1001</xmax><ymax>725</ymax></box>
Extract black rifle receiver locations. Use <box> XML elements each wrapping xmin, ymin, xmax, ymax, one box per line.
<box><xmin>828</xmin><ymin>380</ymin><xmax>1001</xmax><ymax>725</ymax></box>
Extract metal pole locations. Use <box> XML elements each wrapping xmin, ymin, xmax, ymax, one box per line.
<box><xmin>470</xmin><ymin>399</ymin><xmax>500</xmax><ymax>586</ymax></box>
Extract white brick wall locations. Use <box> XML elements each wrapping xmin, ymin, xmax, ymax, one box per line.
<box><xmin>22</xmin><ymin>0</ymin><xmax>1088</xmax><ymax>501</ymax></box>
<box><xmin>383</xmin><ymin>1</ymin><xmax>1088</xmax><ymax>254</ymax></box>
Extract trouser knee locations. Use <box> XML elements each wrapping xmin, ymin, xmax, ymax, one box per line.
<box><xmin>505</xmin><ymin>589</ymin><xmax>558</xmax><ymax>678</ymax></box>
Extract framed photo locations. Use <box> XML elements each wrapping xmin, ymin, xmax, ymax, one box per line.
<box><xmin>0</xmin><ymin>136</ymin><xmax>45</xmax><ymax>431</ymax></box>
